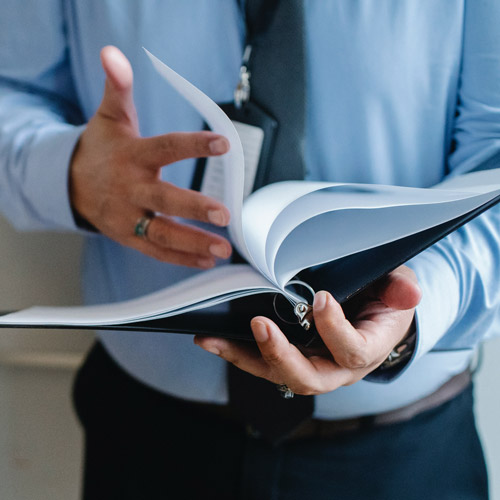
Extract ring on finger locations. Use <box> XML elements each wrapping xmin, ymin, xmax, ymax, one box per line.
<box><xmin>134</xmin><ymin>212</ymin><xmax>155</xmax><ymax>239</ymax></box>
<box><xmin>276</xmin><ymin>383</ymin><xmax>295</xmax><ymax>399</ymax></box>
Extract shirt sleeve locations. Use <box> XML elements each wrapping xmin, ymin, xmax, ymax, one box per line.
<box><xmin>0</xmin><ymin>0</ymin><xmax>85</xmax><ymax>231</ymax></box>
<box><xmin>407</xmin><ymin>0</ymin><xmax>500</xmax><ymax>361</ymax></box>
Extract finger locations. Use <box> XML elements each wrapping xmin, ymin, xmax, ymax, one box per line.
<box><xmin>250</xmin><ymin>317</ymin><xmax>346</xmax><ymax>394</ymax></box>
<box><xmin>375</xmin><ymin>266</ymin><xmax>422</xmax><ymax>310</ymax></box>
<box><xmin>131</xmin><ymin>182</ymin><xmax>230</xmax><ymax>226</ymax></box>
<box><xmin>131</xmin><ymin>236</ymin><xmax>217</xmax><ymax>269</ymax></box>
<box><xmin>145</xmin><ymin>215</ymin><xmax>232</xmax><ymax>259</ymax></box>
<box><xmin>313</xmin><ymin>291</ymin><xmax>372</xmax><ymax>370</ymax></box>
<box><xmin>194</xmin><ymin>336</ymin><xmax>271</xmax><ymax>376</ymax></box>
<box><xmin>135</xmin><ymin>131</ymin><xmax>230</xmax><ymax>169</ymax></box>
<box><xmin>100</xmin><ymin>207</ymin><xmax>219</xmax><ymax>268</ymax></box>
<box><xmin>195</xmin><ymin>319</ymin><xmax>352</xmax><ymax>395</ymax></box>
<box><xmin>99</xmin><ymin>46</ymin><xmax>138</xmax><ymax>130</ymax></box>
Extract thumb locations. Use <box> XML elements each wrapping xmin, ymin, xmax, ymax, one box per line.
<box><xmin>378</xmin><ymin>266</ymin><xmax>422</xmax><ymax>311</ymax></box>
<box><xmin>98</xmin><ymin>46</ymin><xmax>138</xmax><ymax>130</ymax></box>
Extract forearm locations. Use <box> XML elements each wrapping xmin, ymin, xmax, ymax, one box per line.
<box><xmin>0</xmin><ymin>0</ymin><xmax>86</xmax><ymax>232</ymax></box>
<box><xmin>407</xmin><ymin>0</ymin><xmax>500</xmax><ymax>358</ymax></box>
<box><xmin>0</xmin><ymin>85</ymin><xmax>85</xmax><ymax>231</ymax></box>
<box><xmin>408</xmin><ymin>205</ymin><xmax>500</xmax><ymax>357</ymax></box>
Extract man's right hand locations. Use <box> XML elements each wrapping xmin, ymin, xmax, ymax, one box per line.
<box><xmin>70</xmin><ymin>46</ymin><xmax>232</xmax><ymax>268</ymax></box>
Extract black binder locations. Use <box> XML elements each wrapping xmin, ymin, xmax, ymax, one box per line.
<box><xmin>1</xmin><ymin>151</ymin><xmax>499</xmax><ymax>345</ymax></box>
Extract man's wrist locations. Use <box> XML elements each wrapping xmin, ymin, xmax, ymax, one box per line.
<box><xmin>71</xmin><ymin>206</ymin><xmax>99</xmax><ymax>232</ymax></box>
<box><xmin>378</xmin><ymin>319</ymin><xmax>417</xmax><ymax>372</ymax></box>
<box><xmin>363</xmin><ymin>319</ymin><xmax>418</xmax><ymax>383</ymax></box>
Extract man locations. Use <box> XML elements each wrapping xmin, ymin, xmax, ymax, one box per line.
<box><xmin>1</xmin><ymin>1</ymin><xmax>499</xmax><ymax>499</ymax></box>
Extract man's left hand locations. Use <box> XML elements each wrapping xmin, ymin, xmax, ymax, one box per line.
<box><xmin>194</xmin><ymin>265</ymin><xmax>421</xmax><ymax>395</ymax></box>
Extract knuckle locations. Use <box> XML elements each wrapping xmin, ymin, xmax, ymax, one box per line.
<box><xmin>319</xmin><ymin>318</ymin><xmax>338</xmax><ymax>335</ymax></box>
<box><xmin>144</xmin><ymin>135</ymin><xmax>180</xmax><ymax>166</ymax></box>
<box><xmin>195</xmin><ymin>134</ymin><xmax>212</xmax><ymax>155</ymax></box>
<box><xmin>155</xmin><ymin>249</ymin><xmax>193</xmax><ymax>267</ymax></box>
<box><xmin>154</xmin><ymin>223</ymin><xmax>173</xmax><ymax>247</ymax></box>
<box><xmin>152</xmin><ymin>191</ymin><xmax>167</xmax><ymax>211</ymax></box>
<box><xmin>337</xmin><ymin>350</ymin><xmax>369</xmax><ymax>369</ymax></box>
<box><xmin>193</xmin><ymin>202</ymin><xmax>210</xmax><ymax>221</ymax></box>
<box><xmin>158</xmin><ymin>133</ymin><xmax>209</xmax><ymax>163</ymax></box>
<box><xmin>224</xmin><ymin>352</ymin><xmax>245</xmax><ymax>368</ymax></box>
<box><xmin>158</xmin><ymin>135</ymin><xmax>176</xmax><ymax>155</ymax></box>
<box><xmin>262</xmin><ymin>350</ymin><xmax>285</xmax><ymax>367</ymax></box>
<box><xmin>178</xmin><ymin>191</ymin><xmax>211</xmax><ymax>221</ymax></box>
<box><xmin>150</xmin><ymin>185</ymin><xmax>172</xmax><ymax>213</ymax></box>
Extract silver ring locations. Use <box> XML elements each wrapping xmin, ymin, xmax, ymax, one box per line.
<box><xmin>134</xmin><ymin>214</ymin><xmax>154</xmax><ymax>238</ymax></box>
<box><xmin>276</xmin><ymin>383</ymin><xmax>295</xmax><ymax>399</ymax></box>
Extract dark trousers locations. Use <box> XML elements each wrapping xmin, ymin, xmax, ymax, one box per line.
<box><xmin>73</xmin><ymin>343</ymin><xmax>489</xmax><ymax>500</ymax></box>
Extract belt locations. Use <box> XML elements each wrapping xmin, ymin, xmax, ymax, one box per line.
<box><xmin>194</xmin><ymin>368</ymin><xmax>472</xmax><ymax>442</ymax></box>
<box><xmin>289</xmin><ymin>368</ymin><xmax>472</xmax><ymax>440</ymax></box>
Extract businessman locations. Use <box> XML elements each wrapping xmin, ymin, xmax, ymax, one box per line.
<box><xmin>1</xmin><ymin>1</ymin><xmax>499</xmax><ymax>499</ymax></box>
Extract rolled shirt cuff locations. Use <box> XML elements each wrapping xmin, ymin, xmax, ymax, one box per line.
<box><xmin>23</xmin><ymin>122</ymin><xmax>86</xmax><ymax>231</ymax></box>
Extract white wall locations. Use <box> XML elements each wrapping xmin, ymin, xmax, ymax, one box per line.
<box><xmin>475</xmin><ymin>338</ymin><xmax>500</xmax><ymax>500</ymax></box>
<box><xmin>0</xmin><ymin>217</ymin><xmax>92</xmax><ymax>500</ymax></box>
<box><xmin>0</xmin><ymin>215</ymin><xmax>499</xmax><ymax>499</ymax></box>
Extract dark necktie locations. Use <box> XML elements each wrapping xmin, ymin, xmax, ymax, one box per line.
<box><xmin>228</xmin><ymin>0</ymin><xmax>314</xmax><ymax>444</ymax></box>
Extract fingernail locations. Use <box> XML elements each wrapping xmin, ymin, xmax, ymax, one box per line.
<box><xmin>209</xmin><ymin>137</ymin><xmax>228</xmax><ymax>155</ymax></box>
<box><xmin>313</xmin><ymin>291</ymin><xmax>327</xmax><ymax>311</ymax></box>
<box><xmin>197</xmin><ymin>258</ymin><xmax>215</xmax><ymax>269</ymax></box>
<box><xmin>208</xmin><ymin>209</ymin><xmax>228</xmax><ymax>226</ymax></box>
<box><xmin>209</xmin><ymin>243</ymin><xmax>230</xmax><ymax>259</ymax></box>
<box><xmin>252</xmin><ymin>320</ymin><xmax>269</xmax><ymax>343</ymax></box>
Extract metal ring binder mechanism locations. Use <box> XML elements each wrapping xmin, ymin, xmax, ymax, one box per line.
<box><xmin>273</xmin><ymin>280</ymin><xmax>315</xmax><ymax>331</ymax></box>
<box><xmin>294</xmin><ymin>302</ymin><xmax>314</xmax><ymax>331</ymax></box>
<box><xmin>288</xmin><ymin>280</ymin><xmax>315</xmax><ymax>331</ymax></box>
<box><xmin>1</xmin><ymin>51</ymin><xmax>500</xmax><ymax>346</ymax></box>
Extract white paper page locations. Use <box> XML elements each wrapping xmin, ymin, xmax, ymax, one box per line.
<box><xmin>264</xmin><ymin>183</ymin><xmax>495</xmax><ymax>280</ymax></box>
<box><xmin>238</xmin><ymin>122</ymin><xmax>265</xmax><ymax>199</ymax></box>
<box><xmin>242</xmin><ymin>181</ymin><xmax>342</xmax><ymax>278</ymax></box>
<box><xmin>200</xmin><ymin>121</ymin><xmax>264</xmax><ymax>202</ymax></box>
<box><xmin>242</xmin><ymin>180</ymin><xmax>495</xmax><ymax>282</ymax></box>
<box><xmin>269</xmin><ymin>169</ymin><xmax>500</xmax><ymax>283</ymax></box>
<box><xmin>434</xmin><ymin>168</ymin><xmax>500</xmax><ymax>191</ymax></box>
<box><xmin>144</xmin><ymin>50</ymin><xmax>253</xmax><ymax>262</ymax></box>
<box><xmin>272</xmin><ymin>189</ymin><xmax>500</xmax><ymax>286</ymax></box>
<box><xmin>0</xmin><ymin>264</ymin><xmax>279</xmax><ymax>327</ymax></box>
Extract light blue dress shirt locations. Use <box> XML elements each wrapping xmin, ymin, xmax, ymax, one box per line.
<box><xmin>1</xmin><ymin>0</ymin><xmax>499</xmax><ymax>418</ymax></box>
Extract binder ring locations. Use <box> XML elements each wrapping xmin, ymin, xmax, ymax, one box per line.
<box><xmin>272</xmin><ymin>280</ymin><xmax>316</xmax><ymax>325</ymax></box>
<box><xmin>285</xmin><ymin>280</ymin><xmax>316</xmax><ymax>303</ymax></box>
<box><xmin>272</xmin><ymin>294</ymin><xmax>298</xmax><ymax>325</ymax></box>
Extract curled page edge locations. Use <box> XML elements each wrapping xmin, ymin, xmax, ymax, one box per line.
<box><xmin>143</xmin><ymin>48</ymin><xmax>254</xmax><ymax>264</ymax></box>
<box><xmin>0</xmin><ymin>264</ymin><xmax>286</xmax><ymax>327</ymax></box>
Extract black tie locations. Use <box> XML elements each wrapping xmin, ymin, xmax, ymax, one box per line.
<box><xmin>245</xmin><ymin>0</ymin><xmax>306</xmax><ymax>184</ymax></box>
<box><xmin>228</xmin><ymin>0</ymin><xmax>314</xmax><ymax>444</ymax></box>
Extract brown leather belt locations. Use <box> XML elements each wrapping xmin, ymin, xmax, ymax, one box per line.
<box><xmin>288</xmin><ymin>368</ymin><xmax>472</xmax><ymax>440</ymax></box>
<box><xmin>194</xmin><ymin>368</ymin><xmax>472</xmax><ymax>441</ymax></box>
